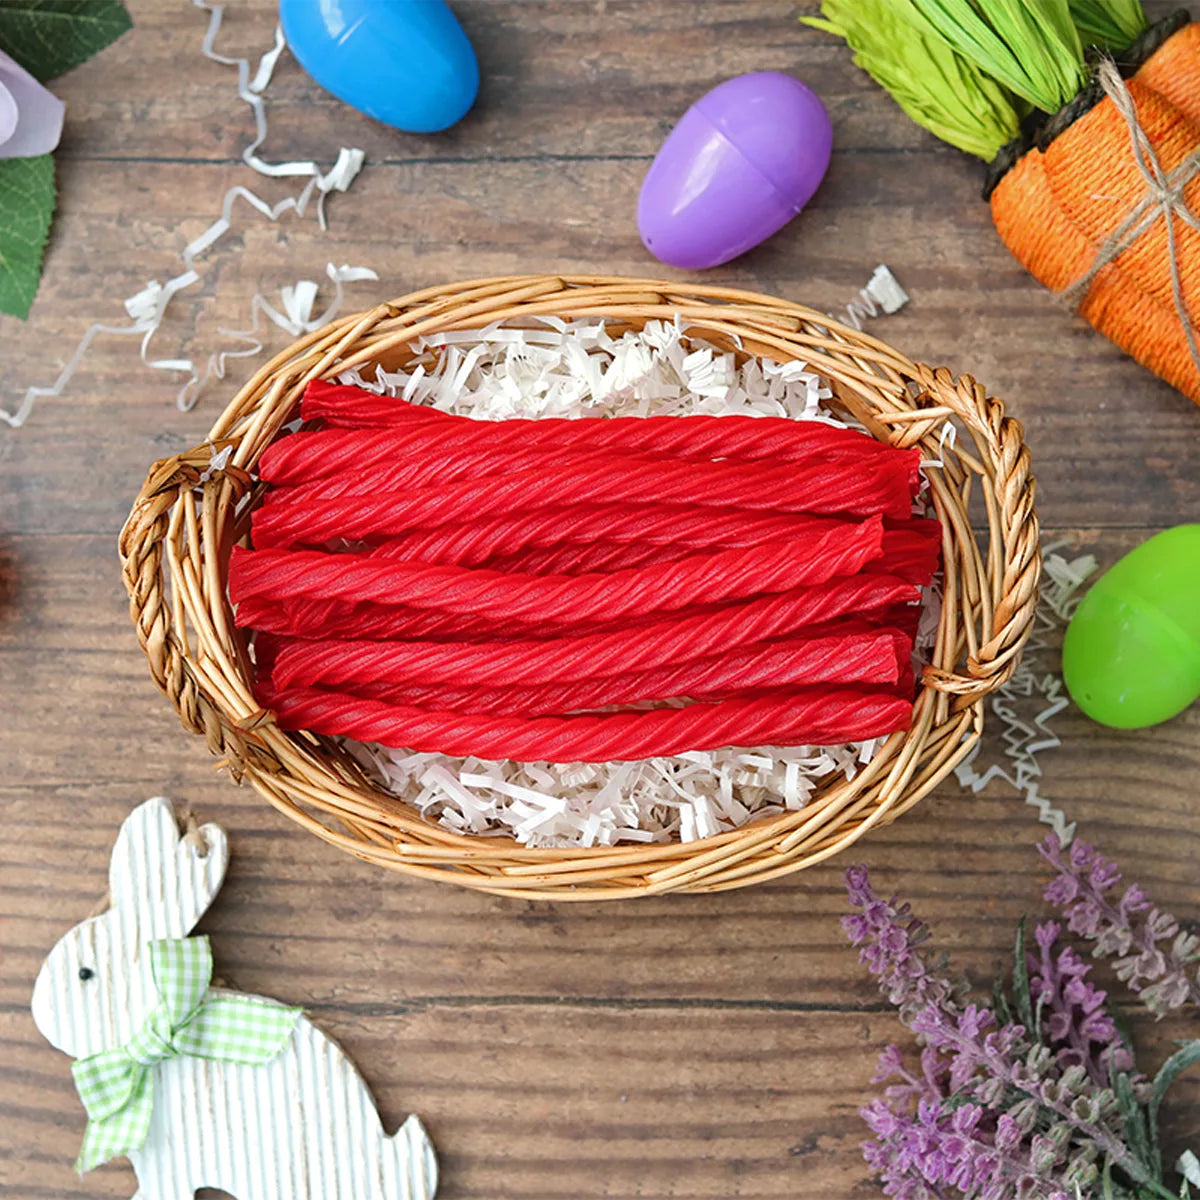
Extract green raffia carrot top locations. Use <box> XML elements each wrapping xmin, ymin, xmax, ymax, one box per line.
<box><xmin>806</xmin><ymin>1</ymin><xmax>1200</xmax><ymax>411</ymax></box>
<box><xmin>803</xmin><ymin>0</ymin><xmax>1149</xmax><ymax>158</ymax></box>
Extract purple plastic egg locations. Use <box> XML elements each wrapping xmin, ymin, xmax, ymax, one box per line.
<box><xmin>638</xmin><ymin>72</ymin><xmax>833</xmax><ymax>271</ymax></box>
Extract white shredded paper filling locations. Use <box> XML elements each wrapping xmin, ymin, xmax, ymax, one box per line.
<box><xmin>953</xmin><ymin>544</ymin><xmax>1098</xmax><ymax>846</ymax></box>
<box><xmin>318</xmin><ymin>318</ymin><xmax>937</xmax><ymax>848</ymax></box>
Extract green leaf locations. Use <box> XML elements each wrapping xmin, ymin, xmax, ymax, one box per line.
<box><xmin>803</xmin><ymin>0</ymin><xmax>1021</xmax><ymax>159</ymax></box>
<box><xmin>993</xmin><ymin>971</ymin><xmax>1015</xmax><ymax>1026</ymax></box>
<box><xmin>1011</xmin><ymin>916</ymin><xmax>1037</xmax><ymax>1031</ymax></box>
<box><xmin>1115</xmin><ymin>1069</ymin><xmax>1160</xmax><ymax>1181</ymax></box>
<box><xmin>1150</xmin><ymin>1042</ymin><xmax>1200</xmax><ymax>1153</ymax></box>
<box><xmin>0</xmin><ymin>154</ymin><xmax>56</xmax><ymax>320</ymax></box>
<box><xmin>1070</xmin><ymin>0</ymin><xmax>1148</xmax><ymax>49</ymax></box>
<box><xmin>0</xmin><ymin>0</ymin><xmax>131</xmax><ymax>83</ymax></box>
<box><xmin>897</xmin><ymin>0</ymin><xmax>1088</xmax><ymax>113</ymax></box>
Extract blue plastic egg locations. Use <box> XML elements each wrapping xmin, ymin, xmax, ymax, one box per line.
<box><xmin>279</xmin><ymin>0</ymin><xmax>479</xmax><ymax>134</ymax></box>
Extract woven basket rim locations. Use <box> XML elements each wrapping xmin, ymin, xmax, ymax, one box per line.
<box><xmin>119</xmin><ymin>274</ymin><xmax>1041</xmax><ymax>899</ymax></box>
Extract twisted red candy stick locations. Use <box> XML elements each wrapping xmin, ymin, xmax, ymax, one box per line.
<box><xmin>480</xmin><ymin>518</ymin><xmax>942</xmax><ymax>582</ymax></box>
<box><xmin>268</xmin><ymin>573</ymin><xmax>920</xmax><ymax>689</ymax></box>
<box><xmin>300</xmin><ymin>380</ymin><xmax>450</xmax><ymax>425</ymax></box>
<box><xmin>236</xmin><ymin>595</ymin><xmax>530</xmax><ymax>642</ymax></box>
<box><xmin>237</xmin><ymin>588</ymin><xmax>680</xmax><ymax>642</ymax></box>
<box><xmin>237</xmin><ymin>580</ymin><xmax>906</xmax><ymax>643</ymax></box>
<box><xmin>232</xmin><ymin>517</ymin><xmax>885</xmax><ymax>625</ymax></box>
<box><xmin>345</xmin><ymin>629</ymin><xmax>908</xmax><ymax>716</ymax></box>
<box><xmin>478</xmin><ymin>539</ymin><xmax>673</xmax><ymax>577</ymax></box>
<box><xmin>268</xmin><ymin>443</ymin><xmax>667</xmax><ymax>505</ymax></box>
<box><xmin>257</xmin><ymin>683</ymin><xmax>913</xmax><ymax>761</ymax></box>
<box><xmin>252</xmin><ymin>453</ymin><xmax>917</xmax><ymax>548</ymax></box>
<box><xmin>236</xmin><ymin>520</ymin><xmax>934</xmax><ymax>642</ymax></box>
<box><xmin>262</xmin><ymin>421</ymin><xmax>856</xmax><ymax>487</ymax></box>
<box><xmin>369</xmin><ymin>507</ymin><xmax>849</xmax><ymax>568</ymax></box>
<box><xmin>239</xmin><ymin>583</ymin><xmax>919</xmax><ymax>646</ymax></box>
<box><xmin>261</xmin><ymin>421</ymin><xmax>910</xmax><ymax>489</ymax></box>
<box><xmin>284</xmin><ymin>384</ymin><xmax>899</xmax><ymax>470</ymax></box>
<box><xmin>698</xmin><ymin>667</ymin><xmax>918</xmax><ymax>706</ymax></box>
<box><xmin>233</xmin><ymin>517</ymin><xmax>934</xmax><ymax>642</ymax></box>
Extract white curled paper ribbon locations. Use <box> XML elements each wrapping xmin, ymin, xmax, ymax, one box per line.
<box><xmin>952</xmin><ymin>544</ymin><xmax>1098</xmax><ymax>846</ymax></box>
<box><xmin>178</xmin><ymin>262</ymin><xmax>379</xmax><ymax>411</ymax></box>
<box><xmin>2</xmin><ymin>0</ymin><xmax>371</xmax><ymax>428</ymax></box>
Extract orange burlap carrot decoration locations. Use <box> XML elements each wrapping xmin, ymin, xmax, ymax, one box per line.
<box><xmin>990</xmin><ymin>20</ymin><xmax>1200</xmax><ymax>406</ymax></box>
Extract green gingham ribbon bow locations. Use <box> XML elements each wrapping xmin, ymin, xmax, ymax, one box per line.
<box><xmin>71</xmin><ymin>936</ymin><xmax>300</xmax><ymax>1173</ymax></box>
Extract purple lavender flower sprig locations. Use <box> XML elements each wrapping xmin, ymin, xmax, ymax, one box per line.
<box><xmin>844</xmin><ymin>864</ymin><xmax>1191</xmax><ymax>1200</ymax></box>
<box><xmin>905</xmin><ymin>996</ymin><xmax>1140</xmax><ymax>1190</ymax></box>
<box><xmin>1027</xmin><ymin>919</ymin><xmax>1140</xmax><ymax>1090</ymax></box>
<box><xmin>1039</xmin><ymin>834</ymin><xmax>1200</xmax><ymax>1016</ymax></box>
<box><xmin>843</xmin><ymin>865</ymin><xmax>962</xmax><ymax>1024</ymax></box>
<box><xmin>861</xmin><ymin>1095</ymin><xmax>1075</xmax><ymax>1200</ymax></box>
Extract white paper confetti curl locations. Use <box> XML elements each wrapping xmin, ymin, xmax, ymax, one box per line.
<box><xmin>2</xmin><ymin>1</ymin><xmax>369</xmax><ymax>428</ymax></box>
<box><xmin>178</xmin><ymin>263</ymin><xmax>379</xmax><ymax>411</ymax></box>
<box><xmin>840</xmin><ymin>265</ymin><xmax>910</xmax><ymax>331</ymax></box>
<box><xmin>953</xmin><ymin>544</ymin><xmax>1098</xmax><ymax>845</ymax></box>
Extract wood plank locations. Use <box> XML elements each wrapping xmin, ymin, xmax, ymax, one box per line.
<box><xmin>3</xmin><ymin>1</ymin><xmax>1200</xmax><ymax>1196</ymax></box>
<box><xmin>3</xmin><ymin>1002</ymin><xmax>1197</xmax><ymax>1199</ymax></box>
<box><xmin>3</xmin><ymin>729</ymin><xmax>1197</xmax><ymax>1012</ymax></box>
<box><xmin>44</xmin><ymin>1</ymin><xmax>1197</xmax><ymax>166</ymax></box>
<box><xmin>50</xmin><ymin>1</ymin><xmax>948</xmax><ymax>165</ymax></box>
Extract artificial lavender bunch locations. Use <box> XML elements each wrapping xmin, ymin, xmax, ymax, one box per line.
<box><xmin>1039</xmin><ymin>833</ymin><xmax>1200</xmax><ymax>1015</ymax></box>
<box><xmin>844</xmin><ymin>866</ymin><xmax>1181</xmax><ymax>1200</ymax></box>
<box><xmin>905</xmin><ymin>998</ymin><xmax>1130</xmax><ymax>1194</ymax></box>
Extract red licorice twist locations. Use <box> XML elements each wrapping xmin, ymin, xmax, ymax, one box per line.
<box><xmin>232</xmin><ymin>517</ymin><xmax>884</xmax><ymax>625</ymax></box>
<box><xmin>267</xmin><ymin>444</ymin><xmax>666</xmax><ymax>504</ymax></box>
<box><xmin>266</xmin><ymin>573</ymin><xmax>921</xmax><ymax>689</ymax></box>
<box><xmin>240</xmin><ymin>585</ymin><xmax>917</xmax><ymax>647</ymax></box>
<box><xmin>369</xmin><ymin>506</ymin><xmax>850</xmax><ymax>568</ymax></box>
<box><xmin>237</xmin><ymin>522</ymin><xmax>934</xmax><ymax>643</ymax></box>
<box><xmin>286</xmin><ymin>382</ymin><xmax>903</xmax><ymax>468</ymax></box>
<box><xmin>252</xmin><ymin>454</ymin><xmax>917</xmax><ymax>548</ymax></box>
<box><xmin>484</xmin><ymin>520</ymin><xmax>942</xmax><ymax>584</ymax></box>
<box><xmin>257</xmin><ymin>684</ymin><xmax>913</xmax><ymax>762</ymax></box>
<box><xmin>300</xmin><ymin>380</ymin><xmax>451</xmax><ymax>426</ymax></box>
<box><xmin>477</xmin><ymin>539</ymin><xmax>674</xmax><ymax>577</ymax></box>
<box><xmin>344</xmin><ymin>629</ymin><xmax>908</xmax><ymax>716</ymax></box>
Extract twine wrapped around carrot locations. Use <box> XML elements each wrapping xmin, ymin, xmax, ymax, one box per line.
<box><xmin>809</xmin><ymin>2</ymin><xmax>1200</xmax><ymax>407</ymax></box>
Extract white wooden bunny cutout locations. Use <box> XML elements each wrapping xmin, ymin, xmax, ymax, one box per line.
<box><xmin>31</xmin><ymin>796</ymin><xmax>438</xmax><ymax>1200</ymax></box>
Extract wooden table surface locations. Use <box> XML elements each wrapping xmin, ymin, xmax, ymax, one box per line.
<box><xmin>2</xmin><ymin>2</ymin><xmax>1198</xmax><ymax>1197</ymax></box>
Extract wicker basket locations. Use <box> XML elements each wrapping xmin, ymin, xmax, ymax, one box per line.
<box><xmin>119</xmin><ymin>275</ymin><xmax>1040</xmax><ymax>900</ymax></box>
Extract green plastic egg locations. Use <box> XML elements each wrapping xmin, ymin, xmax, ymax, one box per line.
<box><xmin>1062</xmin><ymin>525</ymin><xmax>1200</xmax><ymax>729</ymax></box>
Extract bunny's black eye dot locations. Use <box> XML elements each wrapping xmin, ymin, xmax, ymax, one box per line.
<box><xmin>78</xmin><ymin>967</ymin><xmax>95</xmax><ymax>982</ymax></box>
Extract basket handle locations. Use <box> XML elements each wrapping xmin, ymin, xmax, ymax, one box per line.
<box><xmin>119</xmin><ymin>452</ymin><xmax>254</xmax><ymax>756</ymax></box>
<box><xmin>911</xmin><ymin>365</ymin><xmax>1041</xmax><ymax>705</ymax></box>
